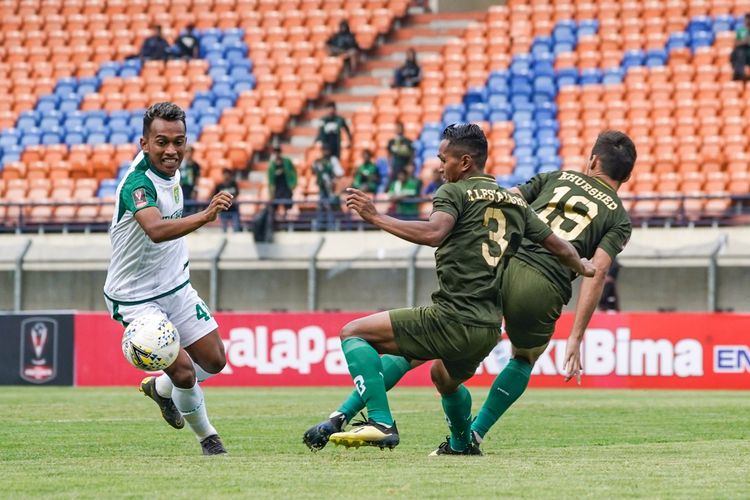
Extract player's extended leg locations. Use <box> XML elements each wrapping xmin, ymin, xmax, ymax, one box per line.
<box><xmin>302</xmin><ymin>356</ymin><xmax>421</xmax><ymax>451</ymax></box>
<box><xmin>178</xmin><ymin>329</ymin><xmax>227</xmax><ymax>455</ymax></box>
<box><xmin>428</xmin><ymin>360</ymin><xmax>481</xmax><ymax>456</ymax></box>
<box><xmin>328</xmin><ymin>312</ymin><xmax>402</xmax><ymax>449</ymax></box>
<box><xmin>470</xmin><ymin>344</ymin><xmax>546</xmax><ymax>441</ymax></box>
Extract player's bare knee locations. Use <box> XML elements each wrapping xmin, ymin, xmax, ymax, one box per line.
<box><xmin>340</xmin><ymin>320</ymin><xmax>359</xmax><ymax>341</ymax></box>
<box><xmin>169</xmin><ymin>366</ymin><xmax>196</xmax><ymax>389</ymax></box>
<box><xmin>202</xmin><ymin>354</ymin><xmax>226</xmax><ymax>374</ymax></box>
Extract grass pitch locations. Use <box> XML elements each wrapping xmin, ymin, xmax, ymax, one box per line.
<box><xmin>1</xmin><ymin>387</ymin><xmax>748</xmax><ymax>499</ymax></box>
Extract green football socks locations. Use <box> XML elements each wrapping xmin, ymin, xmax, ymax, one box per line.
<box><xmin>340</xmin><ymin>337</ymin><xmax>394</xmax><ymax>426</ymax></box>
<box><xmin>336</xmin><ymin>355</ymin><xmax>412</xmax><ymax>422</ymax></box>
<box><xmin>471</xmin><ymin>358</ymin><xmax>533</xmax><ymax>439</ymax></box>
<box><xmin>441</xmin><ymin>384</ymin><xmax>473</xmax><ymax>452</ymax></box>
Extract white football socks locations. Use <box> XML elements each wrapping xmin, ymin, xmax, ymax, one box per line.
<box><xmin>172</xmin><ymin>383</ymin><xmax>218</xmax><ymax>440</ymax></box>
<box><xmin>154</xmin><ymin>374</ymin><xmax>173</xmax><ymax>398</ymax></box>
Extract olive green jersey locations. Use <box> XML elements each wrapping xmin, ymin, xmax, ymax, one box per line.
<box><xmin>516</xmin><ymin>170</ymin><xmax>632</xmax><ymax>303</ymax></box>
<box><xmin>431</xmin><ymin>175</ymin><xmax>553</xmax><ymax>326</ymax></box>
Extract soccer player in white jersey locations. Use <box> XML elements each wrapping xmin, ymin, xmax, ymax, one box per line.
<box><xmin>103</xmin><ymin>102</ymin><xmax>233</xmax><ymax>455</ymax></box>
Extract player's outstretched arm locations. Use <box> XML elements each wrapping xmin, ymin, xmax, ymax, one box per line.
<box><xmin>564</xmin><ymin>248</ymin><xmax>613</xmax><ymax>383</ymax></box>
<box><xmin>540</xmin><ymin>233</ymin><xmax>596</xmax><ymax>277</ymax></box>
<box><xmin>135</xmin><ymin>191</ymin><xmax>233</xmax><ymax>243</ymax></box>
<box><xmin>345</xmin><ymin>187</ymin><xmax>454</xmax><ymax>246</ymax></box>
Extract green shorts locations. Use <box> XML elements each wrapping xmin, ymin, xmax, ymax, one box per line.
<box><xmin>389</xmin><ymin>306</ymin><xmax>501</xmax><ymax>381</ymax></box>
<box><xmin>501</xmin><ymin>257</ymin><xmax>564</xmax><ymax>349</ymax></box>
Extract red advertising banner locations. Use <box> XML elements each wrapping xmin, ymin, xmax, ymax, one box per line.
<box><xmin>74</xmin><ymin>312</ymin><xmax>750</xmax><ymax>389</ymax></box>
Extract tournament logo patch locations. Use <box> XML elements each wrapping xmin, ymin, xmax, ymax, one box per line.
<box><xmin>19</xmin><ymin>318</ymin><xmax>58</xmax><ymax>384</ymax></box>
<box><xmin>132</xmin><ymin>187</ymin><xmax>148</xmax><ymax>209</ymax></box>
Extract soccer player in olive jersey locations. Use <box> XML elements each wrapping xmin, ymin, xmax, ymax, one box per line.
<box><xmin>303</xmin><ymin>130</ymin><xmax>635</xmax><ymax>455</ymax></box>
<box><xmin>103</xmin><ymin>103</ymin><xmax>234</xmax><ymax>455</ymax></box>
<box><xmin>314</xmin><ymin>124</ymin><xmax>594</xmax><ymax>452</ymax></box>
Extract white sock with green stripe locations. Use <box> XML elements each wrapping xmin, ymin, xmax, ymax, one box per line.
<box><xmin>172</xmin><ymin>383</ymin><xmax>217</xmax><ymax>440</ymax></box>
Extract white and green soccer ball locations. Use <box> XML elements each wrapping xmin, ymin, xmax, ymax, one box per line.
<box><xmin>121</xmin><ymin>314</ymin><xmax>180</xmax><ymax>371</ymax></box>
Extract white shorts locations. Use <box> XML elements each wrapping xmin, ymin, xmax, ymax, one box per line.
<box><xmin>105</xmin><ymin>283</ymin><xmax>218</xmax><ymax>348</ymax></box>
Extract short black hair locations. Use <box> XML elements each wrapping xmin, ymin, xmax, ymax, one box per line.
<box><xmin>441</xmin><ymin>123</ymin><xmax>488</xmax><ymax>168</ymax></box>
<box><xmin>590</xmin><ymin>130</ymin><xmax>637</xmax><ymax>182</ymax></box>
<box><xmin>143</xmin><ymin>102</ymin><xmax>186</xmax><ymax>137</ymax></box>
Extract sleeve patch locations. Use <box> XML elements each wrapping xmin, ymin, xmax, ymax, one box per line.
<box><xmin>132</xmin><ymin>187</ymin><xmax>149</xmax><ymax>209</ymax></box>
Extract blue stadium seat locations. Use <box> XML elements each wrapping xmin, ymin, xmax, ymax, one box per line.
<box><xmin>198</xmin><ymin>108</ymin><xmax>219</xmax><ymax>127</ymax></box>
<box><xmin>119</xmin><ymin>65</ymin><xmax>140</xmax><ymax>79</ymax></box>
<box><xmin>232</xmin><ymin>75</ymin><xmax>255</xmax><ymax>94</ymax></box>
<box><xmin>1</xmin><ymin>144</ymin><xmax>22</xmax><ymax>163</ymax></box>
<box><xmin>552</xmin><ymin>25</ymin><xmax>576</xmax><ymax>46</ymax></box>
<box><xmin>108</xmin><ymin>110</ymin><xmax>131</xmax><ymax>131</ymax></box>
<box><xmin>538</xmin><ymin>162</ymin><xmax>561</xmax><ymax>174</ymax></box>
<box><xmin>98</xmin><ymin>179</ymin><xmax>119</xmax><ymax>197</ymax></box>
<box><xmin>553</xmin><ymin>41</ymin><xmax>575</xmax><ymax>55</ymax></box>
<box><xmin>463</xmin><ymin>87</ymin><xmax>487</xmax><ymax>105</ymax></box>
<box><xmin>224</xmin><ymin>42</ymin><xmax>248</xmax><ymax>63</ymax></box>
<box><xmin>713</xmin><ymin>15</ymin><xmax>734</xmax><ymax>33</ymax></box>
<box><xmin>488</xmin><ymin>93</ymin><xmax>509</xmax><ymax>111</ymax></box>
<box><xmin>536</xmin><ymin>118</ymin><xmax>558</xmax><ymax>133</ymax></box>
<box><xmin>17</xmin><ymin>111</ymin><xmax>38</xmax><ymax>131</ymax></box>
<box><xmin>531</xmin><ymin>36</ymin><xmax>553</xmax><ymax>57</ymax></box>
<box><xmin>495</xmin><ymin>174</ymin><xmax>517</xmax><ymax>188</ymax></box>
<box><xmin>513</xmin><ymin>164</ymin><xmax>536</xmax><ymax>181</ymax></box>
<box><xmin>222</xmin><ymin>27</ymin><xmax>245</xmax><ymax>39</ymax></box>
<box><xmin>602</xmin><ymin>68</ymin><xmax>624</xmax><ymax>85</ymax></box>
<box><xmin>64</xmin><ymin>127</ymin><xmax>86</xmax><ymax>145</ymax></box>
<box><xmin>534</xmin><ymin>102</ymin><xmax>557</xmax><ymax>122</ymax></box>
<box><xmin>37</xmin><ymin>95</ymin><xmax>59</xmax><ymax>113</ymax></box>
<box><xmin>41</xmin><ymin>127</ymin><xmax>62</xmax><ymax>145</ymax></box>
<box><xmin>220</xmin><ymin>32</ymin><xmax>244</xmax><ymax>46</ymax></box>
<box><xmin>687</xmin><ymin>16</ymin><xmax>713</xmax><ymax>35</ymax></box>
<box><xmin>98</xmin><ymin>62</ymin><xmax>120</xmax><ymax>80</ymax></box>
<box><xmin>510</xmin><ymin>75</ymin><xmax>532</xmax><ymax>97</ymax></box>
<box><xmin>555</xmin><ymin>67</ymin><xmax>578</xmax><ymax>87</ymax></box>
<box><xmin>579</xmin><ymin>68</ymin><xmax>602</xmax><ymax>85</ymax></box>
<box><xmin>533</xmin><ymin>76</ymin><xmax>556</xmax><ymax>98</ymax></box>
<box><xmin>465</xmin><ymin>103</ymin><xmax>487</xmax><ymax>123</ymax></box>
<box><xmin>690</xmin><ymin>31</ymin><xmax>714</xmax><ymax>50</ymax></box>
<box><xmin>214</xmin><ymin>91</ymin><xmax>237</xmax><ymax>110</ymax></box>
<box><xmin>442</xmin><ymin>104</ymin><xmax>465</xmax><ymax>124</ymax></box>
<box><xmin>577</xmin><ymin>19</ymin><xmax>598</xmax><ymax>37</ymax></box>
<box><xmin>622</xmin><ymin>50</ymin><xmax>645</xmax><ymax>70</ymax></box>
<box><xmin>39</xmin><ymin>111</ymin><xmax>63</xmax><ymax>129</ymax></box>
<box><xmin>20</xmin><ymin>128</ymin><xmax>41</xmax><ymax>147</ymax></box>
<box><xmin>77</xmin><ymin>77</ymin><xmax>100</xmax><ymax>96</ymax></box>
<box><xmin>0</xmin><ymin>129</ymin><xmax>20</xmax><ymax>147</ymax></box>
<box><xmin>229</xmin><ymin>59</ymin><xmax>253</xmax><ymax>78</ymax></box>
<box><xmin>489</xmin><ymin>110</ymin><xmax>510</xmax><ymax>122</ymax></box>
<box><xmin>536</xmin><ymin>145</ymin><xmax>558</xmax><ymax>159</ymax></box>
<box><xmin>532</xmin><ymin>60</ymin><xmax>555</xmax><ymax>77</ymax></box>
<box><xmin>58</xmin><ymin>93</ymin><xmax>81</xmax><ymax>113</ymax></box>
<box><xmin>667</xmin><ymin>32</ymin><xmax>689</xmax><ymax>51</ymax></box>
<box><xmin>109</xmin><ymin>130</ymin><xmax>130</xmax><ymax>145</ymax></box>
<box><xmin>212</xmin><ymin>75</ymin><xmax>234</xmax><ymax>95</ymax></box>
<box><xmin>192</xmin><ymin>91</ymin><xmax>215</xmax><ymax>112</ymax></box>
<box><xmin>208</xmin><ymin>59</ymin><xmax>230</xmax><ymax>79</ymax></box>
<box><xmin>199</xmin><ymin>33</ymin><xmax>221</xmax><ymax>50</ymax></box>
<box><xmin>55</xmin><ymin>77</ymin><xmax>78</xmax><ymax>96</ymax></box>
<box><xmin>84</xmin><ymin>112</ymin><xmax>107</xmax><ymax>130</ymax></box>
<box><xmin>86</xmin><ymin>128</ymin><xmax>109</xmax><ymax>144</ymax></box>
<box><xmin>487</xmin><ymin>74</ymin><xmax>509</xmax><ymax>95</ymax></box>
<box><xmin>645</xmin><ymin>49</ymin><xmax>668</xmax><ymax>68</ymax></box>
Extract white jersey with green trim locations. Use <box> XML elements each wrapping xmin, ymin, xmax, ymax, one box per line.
<box><xmin>104</xmin><ymin>151</ymin><xmax>190</xmax><ymax>302</ymax></box>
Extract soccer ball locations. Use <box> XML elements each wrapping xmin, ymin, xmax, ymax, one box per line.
<box><xmin>121</xmin><ymin>314</ymin><xmax>180</xmax><ymax>371</ymax></box>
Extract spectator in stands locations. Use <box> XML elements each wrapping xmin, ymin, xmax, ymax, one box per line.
<box><xmin>598</xmin><ymin>258</ymin><xmax>621</xmax><ymax>312</ymax></box>
<box><xmin>422</xmin><ymin>167</ymin><xmax>444</xmax><ymax>197</ymax></box>
<box><xmin>326</xmin><ymin>20</ymin><xmax>360</xmax><ymax>75</ymax></box>
<box><xmin>312</xmin><ymin>144</ymin><xmax>344</xmax><ymax>228</ymax></box>
<box><xmin>213</xmin><ymin>168</ymin><xmax>240</xmax><ymax>232</ymax></box>
<box><xmin>316</xmin><ymin>102</ymin><xmax>352</xmax><ymax>161</ymax></box>
<box><xmin>387</xmin><ymin>163</ymin><xmax>421</xmax><ymax>218</ymax></box>
<box><xmin>173</xmin><ymin>24</ymin><xmax>200</xmax><ymax>59</ymax></box>
<box><xmin>387</xmin><ymin>121</ymin><xmax>414</xmax><ymax>185</ymax></box>
<box><xmin>731</xmin><ymin>14</ymin><xmax>750</xmax><ymax>81</ymax></box>
<box><xmin>140</xmin><ymin>24</ymin><xmax>171</xmax><ymax>61</ymax></box>
<box><xmin>179</xmin><ymin>145</ymin><xmax>201</xmax><ymax>213</ymax></box>
<box><xmin>267</xmin><ymin>145</ymin><xmax>297</xmax><ymax>215</ymax></box>
<box><xmin>393</xmin><ymin>48</ymin><xmax>422</xmax><ymax>88</ymax></box>
<box><xmin>352</xmin><ymin>149</ymin><xmax>380</xmax><ymax>193</ymax></box>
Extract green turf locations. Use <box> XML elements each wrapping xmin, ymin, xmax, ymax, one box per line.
<box><xmin>1</xmin><ymin>387</ymin><xmax>748</xmax><ymax>499</ymax></box>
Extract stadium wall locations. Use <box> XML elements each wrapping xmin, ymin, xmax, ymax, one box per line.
<box><xmin>1</xmin><ymin>226</ymin><xmax>748</xmax><ymax>312</ymax></box>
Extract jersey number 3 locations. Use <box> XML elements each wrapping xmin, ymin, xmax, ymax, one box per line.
<box><xmin>537</xmin><ymin>186</ymin><xmax>598</xmax><ymax>240</ymax></box>
<box><xmin>482</xmin><ymin>208</ymin><xmax>509</xmax><ymax>267</ymax></box>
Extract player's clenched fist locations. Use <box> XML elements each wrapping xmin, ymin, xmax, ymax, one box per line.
<box><xmin>345</xmin><ymin>188</ymin><xmax>378</xmax><ymax>221</ymax></box>
<box><xmin>204</xmin><ymin>191</ymin><xmax>234</xmax><ymax>221</ymax></box>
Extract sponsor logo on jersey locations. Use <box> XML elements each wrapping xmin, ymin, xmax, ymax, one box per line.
<box><xmin>173</xmin><ymin>185</ymin><xmax>180</xmax><ymax>204</ymax></box>
<box><xmin>20</xmin><ymin>318</ymin><xmax>58</xmax><ymax>383</ymax></box>
<box><xmin>132</xmin><ymin>187</ymin><xmax>148</xmax><ymax>208</ymax></box>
